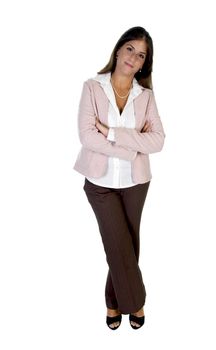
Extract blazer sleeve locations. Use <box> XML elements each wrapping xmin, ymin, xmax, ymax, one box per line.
<box><xmin>112</xmin><ymin>91</ymin><xmax>165</xmax><ymax>154</ymax></box>
<box><xmin>77</xmin><ymin>81</ymin><xmax>137</xmax><ymax>161</ymax></box>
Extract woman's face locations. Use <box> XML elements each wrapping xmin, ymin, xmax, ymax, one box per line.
<box><xmin>116</xmin><ymin>39</ymin><xmax>147</xmax><ymax>76</ymax></box>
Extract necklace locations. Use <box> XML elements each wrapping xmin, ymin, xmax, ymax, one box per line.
<box><xmin>110</xmin><ymin>78</ymin><xmax>132</xmax><ymax>99</ymax></box>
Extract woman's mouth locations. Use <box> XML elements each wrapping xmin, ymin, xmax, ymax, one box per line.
<box><xmin>125</xmin><ymin>62</ymin><xmax>133</xmax><ymax>68</ymax></box>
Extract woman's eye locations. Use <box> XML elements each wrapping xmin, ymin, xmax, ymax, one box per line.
<box><xmin>126</xmin><ymin>47</ymin><xmax>132</xmax><ymax>51</ymax></box>
<box><xmin>139</xmin><ymin>54</ymin><xmax>145</xmax><ymax>59</ymax></box>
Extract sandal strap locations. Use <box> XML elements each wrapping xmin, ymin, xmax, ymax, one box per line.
<box><xmin>106</xmin><ymin>314</ymin><xmax>122</xmax><ymax>326</ymax></box>
<box><xmin>129</xmin><ymin>314</ymin><xmax>145</xmax><ymax>326</ymax></box>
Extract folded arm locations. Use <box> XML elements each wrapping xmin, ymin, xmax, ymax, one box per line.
<box><xmin>110</xmin><ymin>91</ymin><xmax>165</xmax><ymax>154</ymax></box>
<box><xmin>77</xmin><ymin>81</ymin><xmax>136</xmax><ymax>161</ymax></box>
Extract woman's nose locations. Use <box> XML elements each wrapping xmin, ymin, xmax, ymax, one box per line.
<box><xmin>130</xmin><ymin>51</ymin><xmax>138</xmax><ymax>61</ymax></box>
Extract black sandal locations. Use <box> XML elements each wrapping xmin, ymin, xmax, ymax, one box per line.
<box><xmin>129</xmin><ymin>314</ymin><xmax>145</xmax><ymax>329</ymax></box>
<box><xmin>106</xmin><ymin>314</ymin><xmax>122</xmax><ymax>330</ymax></box>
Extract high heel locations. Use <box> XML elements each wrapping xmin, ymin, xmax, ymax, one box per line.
<box><xmin>106</xmin><ymin>314</ymin><xmax>122</xmax><ymax>330</ymax></box>
<box><xmin>129</xmin><ymin>314</ymin><xmax>145</xmax><ymax>329</ymax></box>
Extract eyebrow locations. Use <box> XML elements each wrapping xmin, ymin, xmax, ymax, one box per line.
<box><xmin>127</xmin><ymin>44</ymin><xmax>147</xmax><ymax>55</ymax></box>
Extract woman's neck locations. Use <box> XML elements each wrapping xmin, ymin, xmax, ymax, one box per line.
<box><xmin>111</xmin><ymin>72</ymin><xmax>133</xmax><ymax>90</ymax></box>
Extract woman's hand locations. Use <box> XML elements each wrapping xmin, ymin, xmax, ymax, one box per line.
<box><xmin>95</xmin><ymin>118</ymin><xmax>150</xmax><ymax>137</ymax></box>
<box><xmin>141</xmin><ymin>120</ymin><xmax>151</xmax><ymax>133</ymax></box>
<box><xmin>95</xmin><ymin>117</ymin><xmax>109</xmax><ymax>137</ymax></box>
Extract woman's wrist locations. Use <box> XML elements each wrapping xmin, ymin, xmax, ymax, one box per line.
<box><xmin>95</xmin><ymin>118</ymin><xmax>109</xmax><ymax>137</ymax></box>
<box><xmin>107</xmin><ymin>128</ymin><xmax>115</xmax><ymax>141</ymax></box>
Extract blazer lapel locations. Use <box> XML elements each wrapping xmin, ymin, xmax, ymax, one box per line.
<box><xmin>134</xmin><ymin>91</ymin><xmax>151</xmax><ymax>130</ymax></box>
<box><xmin>88</xmin><ymin>79</ymin><xmax>109</xmax><ymax>125</ymax></box>
<box><xmin>89</xmin><ymin>74</ymin><xmax>150</xmax><ymax>131</ymax></box>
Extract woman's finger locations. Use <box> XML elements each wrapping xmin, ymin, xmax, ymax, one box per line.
<box><xmin>143</xmin><ymin>121</ymin><xmax>151</xmax><ymax>132</ymax></box>
<box><xmin>143</xmin><ymin>122</ymin><xmax>149</xmax><ymax>132</ymax></box>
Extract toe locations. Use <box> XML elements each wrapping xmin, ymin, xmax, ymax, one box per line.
<box><xmin>131</xmin><ymin>321</ymin><xmax>140</xmax><ymax>328</ymax></box>
<box><xmin>134</xmin><ymin>322</ymin><xmax>140</xmax><ymax>328</ymax></box>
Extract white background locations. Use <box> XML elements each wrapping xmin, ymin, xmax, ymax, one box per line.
<box><xmin>0</xmin><ymin>0</ymin><xmax>216</xmax><ymax>349</ymax></box>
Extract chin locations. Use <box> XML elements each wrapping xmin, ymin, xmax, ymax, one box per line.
<box><xmin>121</xmin><ymin>67</ymin><xmax>135</xmax><ymax>76</ymax></box>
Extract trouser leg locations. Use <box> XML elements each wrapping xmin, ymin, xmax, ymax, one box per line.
<box><xmin>83</xmin><ymin>178</ymin><xmax>149</xmax><ymax>314</ymax></box>
<box><xmin>121</xmin><ymin>181</ymin><xmax>150</xmax><ymax>259</ymax></box>
<box><xmin>105</xmin><ymin>270</ymin><xmax>118</xmax><ymax>310</ymax></box>
<box><xmin>105</xmin><ymin>182</ymin><xmax>150</xmax><ymax>311</ymax></box>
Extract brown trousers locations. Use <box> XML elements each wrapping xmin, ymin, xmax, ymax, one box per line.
<box><xmin>83</xmin><ymin>178</ymin><xmax>150</xmax><ymax>314</ymax></box>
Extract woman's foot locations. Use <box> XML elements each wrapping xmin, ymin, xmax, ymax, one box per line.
<box><xmin>107</xmin><ymin>308</ymin><xmax>122</xmax><ymax>329</ymax></box>
<box><xmin>130</xmin><ymin>307</ymin><xmax>145</xmax><ymax>329</ymax></box>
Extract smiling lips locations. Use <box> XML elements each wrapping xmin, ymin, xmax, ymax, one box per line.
<box><xmin>125</xmin><ymin>62</ymin><xmax>133</xmax><ymax>68</ymax></box>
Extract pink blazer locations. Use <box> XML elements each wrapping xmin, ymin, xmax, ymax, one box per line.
<box><xmin>73</xmin><ymin>78</ymin><xmax>165</xmax><ymax>183</ymax></box>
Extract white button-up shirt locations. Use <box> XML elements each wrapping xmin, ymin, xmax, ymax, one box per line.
<box><xmin>86</xmin><ymin>72</ymin><xmax>143</xmax><ymax>188</ymax></box>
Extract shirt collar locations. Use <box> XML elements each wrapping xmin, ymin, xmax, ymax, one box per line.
<box><xmin>93</xmin><ymin>72</ymin><xmax>145</xmax><ymax>95</ymax></box>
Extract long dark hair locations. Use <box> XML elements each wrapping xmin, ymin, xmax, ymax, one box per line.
<box><xmin>98</xmin><ymin>26</ymin><xmax>154</xmax><ymax>89</ymax></box>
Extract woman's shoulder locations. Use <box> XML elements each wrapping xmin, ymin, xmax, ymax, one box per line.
<box><xmin>138</xmin><ymin>86</ymin><xmax>153</xmax><ymax>100</ymax></box>
<box><xmin>80</xmin><ymin>78</ymin><xmax>99</xmax><ymax>95</ymax></box>
<box><xmin>82</xmin><ymin>78</ymin><xmax>99</xmax><ymax>90</ymax></box>
<box><xmin>83</xmin><ymin>73</ymin><xmax>110</xmax><ymax>94</ymax></box>
<box><xmin>84</xmin><ymin>73</ymin><xmax>110</xmax><ymax>86</ymax></box>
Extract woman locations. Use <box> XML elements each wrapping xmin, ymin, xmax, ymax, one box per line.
<box><xmin>73</xmin><ymin>26</ymin><xmax>165</xmax><ymax>330</ymax></box>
